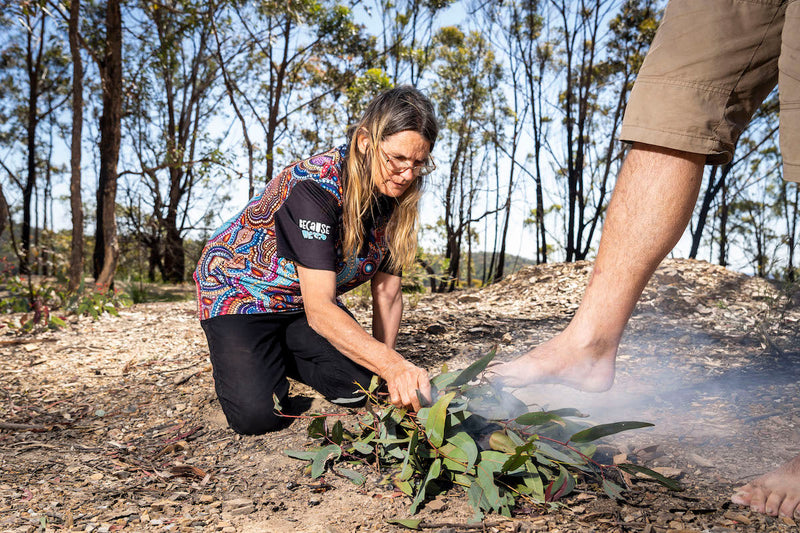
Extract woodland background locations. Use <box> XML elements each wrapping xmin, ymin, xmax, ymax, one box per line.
<box><xmin>0</xmin><ymin>0</ymin><xmax>798</xmax><ymax>305</ymax></box>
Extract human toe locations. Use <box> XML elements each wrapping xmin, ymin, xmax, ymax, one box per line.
<box><xmin>763</xmin><ymin>491</ymin><xmax>784</xmax><ymax>516</ymax></box>
<box><xmin>731</xmin><ymin>486</ymin><xmax>752</xmax><ymax>506</ymax></box>
<box><xmin>747</xmin><ymin>486</ymin><xmax>768</xmax><ymax>513</ymax></box>
<box><xmin>778</xmin><ymin>494</ymin><xmax>800</xmax><ymax>518</ymax></box>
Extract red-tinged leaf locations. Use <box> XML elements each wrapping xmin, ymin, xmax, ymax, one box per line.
<box><xmin>544</xmin><ymin>466</ymin><xmax>574</xmax><ymax>502</ymax></box>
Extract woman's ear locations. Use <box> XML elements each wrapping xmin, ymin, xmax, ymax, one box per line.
<box><xmin>357</xmin><ymin>131</ymin><xmax>370</xmax><ymax>154</ymax></box>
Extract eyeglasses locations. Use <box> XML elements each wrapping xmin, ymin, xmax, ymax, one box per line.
<box><xmin>380</xmin><ymin>148</ymin><xmax>436</xmax><ymax>177</ymax></box>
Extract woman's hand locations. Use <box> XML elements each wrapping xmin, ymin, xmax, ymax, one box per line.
<box><xmin>297</xmin><ymin>266</ymin><xmax>430</xmax><ymax>411</ymax></box>
<box><xmin>381</xmin><ymin>359</ymin><xmax>431</xmax><ymax>411</ymax></box>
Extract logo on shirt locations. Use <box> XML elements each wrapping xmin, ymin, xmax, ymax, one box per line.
<box><xmin>299</xmin><ymin>218</ymin><xmax>330</xmax><ymax>241</ymax></box>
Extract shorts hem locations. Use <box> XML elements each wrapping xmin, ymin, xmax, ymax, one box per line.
<box><xmin>784</xmin><ymin>161</ymin><xmax>800</xmax><ymax>183</ymax></box>
<box><xmin>619</xmin><ymin>125</ymin><xmax>732</xmax><ymax>165</ymax></box>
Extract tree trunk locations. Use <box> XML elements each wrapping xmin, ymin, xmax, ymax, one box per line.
<box><xmin>415</xmin><ymin>257</ymin><xmax>435</xmax><ymax>293</ymax></box>
<box><xmin>163</xmin><ymin>221</ymin><xmax>185</xmax><ymax>282</ymax></box>
<box><xmin>147</xmin><ymin>237</ymin><xmax>164</xmax><ymax>282</ymax></box>
<box><xmin>68</xmin><ymin>0</ymin><xmax>84</xmax><ymax>292</ymax></box>
<box><xmin>787</xmin><ymin>184</ymin><xmax>798</xmax><ymax>281</ymax></box>
<box><xmin>265</xmin><ymin>16</ymin><xmax>292</xmax><ymax>182</ymax></box>
<box><xmin>718</xmin><ymin>178</ymin><xmax>729</xmax><ymax>267</ymax></box>
<box><xmin>94</xmin><ymin>0</ymin><xmax>123</xmax><ymax>288</ymax></box>
<box><xmin>0</xmin><ymin>183</ymin><xmax>9</xmax><ymax>239</ymax></box>
<box><xmin>690</xmin><ymin>163</ymin><xmax>731</xmax><ymax>259</ymax></box>
<box><xmin>21</xmin><ymin>16</ymin><xmax>46</xmax><ymax>274</ymax></box>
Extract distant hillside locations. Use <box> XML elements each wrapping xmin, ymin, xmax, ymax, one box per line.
<box><xmin>413</xmin><ymin>251</ymin><xmax>537</xmax><ymax>290</ymax></box>
<box><xmin>468</xmin><ymin>251</ymin><xmax>537</xmax><ymax>282</ymax></box>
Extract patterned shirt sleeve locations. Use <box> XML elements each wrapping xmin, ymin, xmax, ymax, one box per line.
<box><xmin>275</xmin><ymin>180</ymin><xmax>340</xmax><ymax>271</ymax></box>
<box><xmin>377</xmin><ymin>250</ymin><xmax>401</xmax><ymax>276</ymax></box>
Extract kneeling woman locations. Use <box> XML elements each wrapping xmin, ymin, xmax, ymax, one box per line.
<box><xmin>195</xmin><ymin>87</ymin><xmax>437</xmax><ymax>435</ymax></box>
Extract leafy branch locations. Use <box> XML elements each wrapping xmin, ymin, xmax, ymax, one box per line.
<box><xmin>284</xmin><ymin>348</ymin><xmax>680</xmax><ymax>523</ymax></box>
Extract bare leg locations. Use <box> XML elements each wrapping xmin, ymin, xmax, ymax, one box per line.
<box><xmin>732</xmin><ymin>454</ymin><xmax>800</xmax><ymax>517</ymax></box>
<box><xmin>490</xmin><ymin>143</ymin><xmax>704</xmax><ymax>391</ymax></box>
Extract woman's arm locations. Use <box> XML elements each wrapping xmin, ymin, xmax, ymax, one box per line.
<box><xmin>297</xmin><ymin>265</ymin><xmax>430</xmax><ymax>411</ymax></box>
<box><xmin>371</xmin><ymin>271</ymin><xmax>403</xmax><ymax>349</ymax></box>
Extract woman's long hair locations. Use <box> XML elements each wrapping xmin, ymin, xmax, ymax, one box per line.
<box><xmin>343</xmin><ymin>86</ymin><xmax>439</xmax><ymax>273</ymax></box>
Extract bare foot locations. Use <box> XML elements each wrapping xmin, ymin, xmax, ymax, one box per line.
<box><xmin>731</xmin><ymin>454</ymin><xmax>800</xmax><ymax>517</ymax></box>
<box><xmin>488</xmin><ymin>326</ymin><xmax>618</xmax><ymax>392</ymax></box>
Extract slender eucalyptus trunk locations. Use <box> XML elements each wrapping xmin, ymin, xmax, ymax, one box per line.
<box><xmin>68</xmin><ymin>0</ymin><xmax>84</xmax><ymax>291</ymax></box>
<box><xmin>94</xmin><ymin>0</ymin><xmax>123</xmax><ymax>288</ymax></box>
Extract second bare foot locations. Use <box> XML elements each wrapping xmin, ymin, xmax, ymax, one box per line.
<box><xmin>731</xmin><ymin>454</ymin><xmax>800</xmax><ymax>517</ymax></box>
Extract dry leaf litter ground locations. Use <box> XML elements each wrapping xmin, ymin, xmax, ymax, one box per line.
<box><xmin>1</xmin><ymin>258</ymin><xmax>799</xmax><ymax>533</ymax></box>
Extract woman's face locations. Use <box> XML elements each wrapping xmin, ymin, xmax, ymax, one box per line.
<box><xmin>361</xmin><ymin>130</ymin><xmax>431</xmax><ymax>198</ymax></box>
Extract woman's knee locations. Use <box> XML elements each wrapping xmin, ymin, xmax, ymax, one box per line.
<box><xmin>221</xmin><ymin>400</ymin><xmax>289</xmax><ymax>435</ymax></box>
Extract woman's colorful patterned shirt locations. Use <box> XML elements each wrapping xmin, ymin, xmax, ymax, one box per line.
<box><xmin>194</xmin><ymin>145</ymin><xmax>394</xmax><ymax>320</ymax></box>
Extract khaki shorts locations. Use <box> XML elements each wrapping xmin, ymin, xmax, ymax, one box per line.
<box><xmin>620</xmin><ymin>0</ymin><xmax>800</xmax><ymax>182</ymax></box>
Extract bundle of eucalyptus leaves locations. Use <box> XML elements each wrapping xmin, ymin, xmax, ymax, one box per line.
<box><xmin>282</xmin><ymin>349</ymin><xmax>680</xmax><ymax>524</ymax></box>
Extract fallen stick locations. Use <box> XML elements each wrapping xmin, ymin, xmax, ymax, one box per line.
<box><xmin>0</xmin><ymin>421</ymin><xmax>53</xmax><ymax>431</ymax></box>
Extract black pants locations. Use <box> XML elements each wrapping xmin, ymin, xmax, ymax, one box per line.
<box><xmin>200</xmin><ymin>311</ymin><xmax>375</xmax><ymax>435</ymax></box>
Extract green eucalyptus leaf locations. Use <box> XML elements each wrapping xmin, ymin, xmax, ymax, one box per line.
<box><xmin>452</xmin><ymin>473</ymin><xmax>473</xmax><ymax>487</ymax></box>
<box><xmin>617</xmin><ymin>463</ymin><xmax>684</xmax><ymax>491</ymax></box>
<box><xmin>501</xmin><ymin>441</ymin><xmax>536</xmax><ymax>474</ymax></box>
<box><xmin>386</xmin><ymin>518</ymin><xmax>422</xmax><ymax>530</ymax></box>
<box><xmin>448</xmin><ymin>431</ymin><xmax>478</xmax><ymax>472</ymax></box>
<box><xmin>476</xmin><ymin>462</ymin><xmax>501</xmax><ymax>510</ymax></box>
<box><xmin>410</xmin><ymin>458</ymin><xmax>442</xmax><ymax>514</ymax></box>
<box><xmin>535</xmin><ymin>440</ymin><xmax>581</xmax><ymax>464</ymax></box>
<box><xmin>415</xmin><ymin>407</ymin><xmax>430</xmax><ymax>426</ymax></box>
<box><xmin>478</xmin><ymin>450</ymin><xmax>509</xmax><ymax>474</ymax></box>
<box><xmin>284</xmin><ymin>449</ymin><xmax>316</xmax><ymax>461</ymax></box>
<box><xmin>368</xmin><ymin>374</ymin><xmax>381</xmax><ymax>393</ymax></box>
<box><xmin>488</xmin><ymin>431</ymin><xmax>516</xmax><ymax>454</ymax></box>
<box><xmin>403</xmin><ymin>428</ymin><xmax>419</xmax><ymax>468</ymax></box>
<box><xmin>515</xmin><ymin>411</ymin><xmax>564</xmax><ymax>426</ymax></box>
<box><xmin>387</xmin><ymin>446</ymin><xmax>407</xmax><ymax>460</ymax></box>
<box><xmin>506</xmin><ymin>429</ymin><xmax>526</xmax><ymax>446</ymax></box>
<box><xmin>602</xmin><ymin>478</ymin><xmax>626</xmax><ymax>500</ymax></box>
<box><xmin>450</xmin><ymin>347</ymin><xmax>497</xmax><ymax>387</ymax></box>
<box><xmin>331</xmin><ymin>420</ymin><xmax>344</xmax><ymax>445</ymax></box>
<box><xmin>308</xmin><ymin>416</ymin><xmax>326</xmax><ymax>438</ymax></box>
<box><xmin>337</xmin><ymin>467</ymin><xmax>366</xmax><ymax>485</ymax></box>
<box><xmin>549</xmin><ymin>408</ymin><xmax>588</xmax><ymax>418</ymax></box>
<box><xmin>311</xmin><ymin>444</ymin><xmax>341</xmax><ymax>478</ymax></box>
<box><xmin>431</xmin><ymin>370</ymin><xmax>459</xmax><ymax>390</ymax></box>
<box><xmin>351</xmin><ymin>441</ymin><xmax>374</xmax><ymax>455</ymax></box>
<box><xmin>569</xmin><ymin>421</ymin><xmax>654</xmax><ymax>443</ymax></box>
<box><xmin>439</xmin><ymin>443</ymin><xmax>469</xmax><ymax>473</ymax></box>
<box><xmin>396</xmin><ymin>479</ymin><xmax>414</xmax><ymax>496</ymax></box>
<box><xmin>466</xmin><ymin>482</ymin><xmax>486</xmax><ymax>521</ymax></box>
<box><xmin>425</xmin><ymin>392</ymin><xmax>456</xmax><ymax>448</ymax></box>
<box><xmin>522</xmin><ymin>470</ymin><xmax>545</xmax><ymax>501</ymax></box>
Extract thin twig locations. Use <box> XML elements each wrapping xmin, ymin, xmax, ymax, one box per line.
<box><xmin>0</xmin><ymin>421</ymin><xmax>53</xmax><ymax>431</ymax></box>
